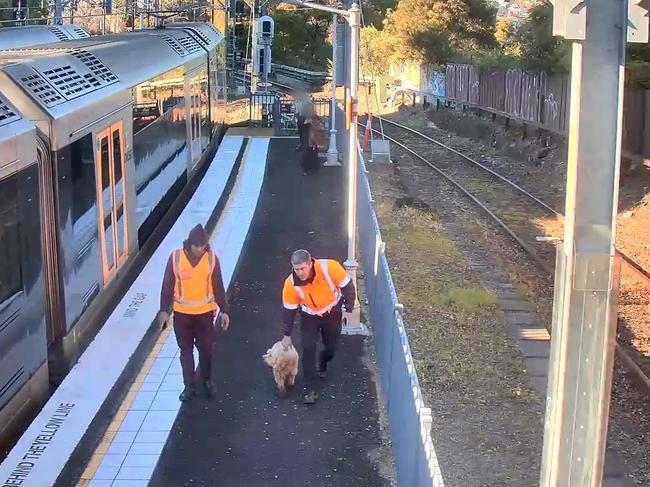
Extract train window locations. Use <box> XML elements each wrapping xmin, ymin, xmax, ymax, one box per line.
<box><xmin>199</xmin><ymin>68</ymin><xmax>210</xmax><ymax>148</ymax></box>
<box><xmin>99</xmin><ymin>136</ymin><xmax>115</xmax><ymax>271</ymax></box>
<box><xmin>132</xmin><ymin>65</ymin><xmax>185</xmax><ymax>135</ymax></box>
<box><xmin>0</xmin><ymin>174</ymin><xmax>23</xmax><ymax>303</ymax></box>
<box><xmin>112</xmin><ymin>128</ymin><xmax>126</xmax><ymax>258</ymax></box>
<box><xmin>132</xmin><ymin>65</ymin><xmax>189</xmax><ymax>237</ymax></box>
<box><xmin>68</xmin><ymin>134</ymin><xmax>97</xmax><ymax>239</ymax></box>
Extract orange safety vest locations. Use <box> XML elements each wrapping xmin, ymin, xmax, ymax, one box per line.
<box><xmin>172</xmin><ymin>249</ymin><xmax>218</xmax><ymax>315</ymax></box>
<box><xmin>282</xmin><ymin>259</ymin><xmax>351</xmax><ymax>316</ymax></box>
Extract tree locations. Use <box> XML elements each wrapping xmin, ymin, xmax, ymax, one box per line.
<box><xmin>360</xmin><ymin>25</ymin><xmax>394</xmax><ymax>76</ymax></box>
<box><xmin>382</xmin><ymin>0</ymin><xmax>497</xmax><ymax>65</ymax></box>
<box><xmin>270</xmin><ymin>6</ymin><xmax>332</xmax><ymax>71</ymax></box>
<box><xmin>495</xmin><ymin>19</ymin><xmax>517</xmax><ymax>51</ymax></box>
<box><xmin>515</xmin><ymin>0</ymin><xmax>570</xmax><ymax>73</ymax></box>
<box><xmin>361</xmin><ymin>0</ymin><xmax>396</xmax><ymax>30</ymax></box>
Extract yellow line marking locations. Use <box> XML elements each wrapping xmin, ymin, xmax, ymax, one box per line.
<box><xmin>76</xmin><ymin>323</ymin><xmax>174</xmax><ymax>485</ymax></box>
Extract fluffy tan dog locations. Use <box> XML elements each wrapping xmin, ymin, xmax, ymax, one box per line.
<box><xmin>263</xmin><ymin>341</ymin><xmax>299</xmax><ymax>393</ymax></box>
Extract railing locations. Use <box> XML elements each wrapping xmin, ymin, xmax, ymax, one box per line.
<box><xmin>248</xmin><ymin>92</ymin><xmax>331</xmax><ymax>135</ymax></box>
<box><xmin>0</xmin><ymin>5</ymin><xmax>211</xmax><ymax>31</ymax></box>
<box><xmin>356</xmin><ymin>144</ymin><xmax>445</xmax><ymax>487</ymax></box>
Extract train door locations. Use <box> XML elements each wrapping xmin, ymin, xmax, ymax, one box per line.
<box><xmin>95</xmin><ymin>122</ymin><xmax>128</xmax><ymax>283</ymax></box>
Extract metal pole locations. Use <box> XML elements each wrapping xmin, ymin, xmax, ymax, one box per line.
<box><xmin>325</xmin><ymin>12</ymin><xmax>341</xmax><ymax>166</ymax></box>
<box><xmin>263</xmin><ymin>46</ymin><xmax>268</xmax><ymax>92</ymax></box>
<box><xmin>540</xmin><ymin>1</ymin><xmax>626</xmax><ymax>486</ymax></box>
<box><xmin>343</xmin><ymin>2</ymin><xmax>361</xmax><ymax>330</ymax></box>
<box><xmin>250</xmin><ymin>1</ymin><xmax>258</xmax><ymax>93</ymax></box>
<box><xmin>154</xmin><ymin>0</ymin><xmax>160</xmax><ymax>28</ymax></box>
<box><xmin>54</xmin><ymin>0</ymin><xmax>63</xmax><ymax>24</ymax></box>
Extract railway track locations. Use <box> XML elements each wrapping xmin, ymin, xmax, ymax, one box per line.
<box><xmin>362</xmin><ymin>115</ymin><xmax>650</xmax><ymax>394</ymax></box>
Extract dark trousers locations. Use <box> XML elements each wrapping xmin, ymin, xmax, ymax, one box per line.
<box><xmin>301</xmin><ymin>145</ymin><xmax>319</xmax><ymax>174</ymax></box>
<box><xmin>173</xmin><ymin>311</ymin><xmax>215</xmax><ymax>387</ymax></box>
<box><xmin>300</xmin><ymin>308</ymin><xmax>342</xmax><ymax>388</ymax></box>
<box><xmin>297</xmin><ymin>116</ymin><xmax>306</xmax><ymax>147</ymax></box>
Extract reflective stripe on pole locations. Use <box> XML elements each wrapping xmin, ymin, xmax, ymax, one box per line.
<box><xmin>346</xmin><ymin>95</ymin><xmax>352</xmax><ymax>130</ymax></box>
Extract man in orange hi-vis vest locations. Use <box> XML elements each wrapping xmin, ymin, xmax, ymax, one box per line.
<box><xmin>158</xmin><ymin>224</ymin><xmax>230</xmax><ymax>402</ymax></box>
<box><xmin>281</xmin><ymin>249</ymin><xmax>356</xmax><ymax>404</ymax></box>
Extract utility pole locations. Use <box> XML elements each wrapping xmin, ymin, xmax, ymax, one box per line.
<box><xmin>54</xmin><ymin>0</ymin><xmax>63</xmax><ymax>24</ymax></box>
<box><xmin>250</xmin><ymin>0</ymin><xmax>259</xmax><ymax>93</ymax></box>
<box><xmin>541</xmin><ymin>1</ymin><xmax>648</xmax><ymax>486</ymax></box>
<box><xmin>102</xmin><ymin>0</ymin><xmax>107</xmax><ymax>34</ymax></box>
<box><xmin>344</xmin><ymin>1</ymin><xmax>360</xmax><ymax>277</ymax></box>
<box><xmin>324</xmin><ymin>12</ymin><xmax>341</xmax><ymax>167</ymax></box>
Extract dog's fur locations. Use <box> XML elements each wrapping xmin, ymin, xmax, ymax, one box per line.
<box><xmin>263</xmin><ymin>341</ymin><xmax>299</xmax><ymax>393</ymax></box>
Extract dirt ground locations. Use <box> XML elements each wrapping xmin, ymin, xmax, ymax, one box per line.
<box><xmin>362</xmin><ymin>101</ymin><xmax>650</xmax><ymax>486</ymax></box>
<box><xmin>377</xmin><ymin>104</ymin><xmax>650</xmax><ymax>373</ymax></box>
<box><xmin>366</xmin><ymin>163</ymin><xmax>545</xmax><ymax>487</ymax></box>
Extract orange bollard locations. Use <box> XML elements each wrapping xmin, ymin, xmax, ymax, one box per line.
<box><xmin>362</xmin><ymin>114</ymin><xmax>373</xmax><ymax>151</ymax></box>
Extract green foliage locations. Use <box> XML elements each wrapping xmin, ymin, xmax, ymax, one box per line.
<box><xmin>441</xmin><ymin>287</ymin><xmax>497</xmax><ymax>312</ymax></box>
<box><xmin>495</xmin><ymin>18</ymin><xmax>522</xmax><ymax>57</ymax></box>
<box><xmin>360</xmin><ymin>26</ymin><xmax>394</xmax><ymax>76</ymax></box>
<box><xmin>456</xmin><ymin>49</ymin><xmax>522</xmax><ymax>71</ymax></box>
<box><xmin>627</xmin><ymin>62</ymin><xmax>650</xmax><ymax>89</ymax></box>
<box><xmin>513</xmin><ymin>0</ymin><xmax>570</xmax><ymax>73</ymax></box>
<box><xmin>270</xmin><ymin>6</ymin><xmax>332</xmax><ymax>71</ymax></box>
<box><xmin>627</xmin><ymin>43</ymin><xmax>650</xmax><ymax>63</ymax></box>
<box><xmin>626</xmin><ymin>42</ymin><xmax>650</xmax><ymax>88</ymax></box>
<box><xmin>361</xmin><ymin>0</ymin><xmax>397</xmax><ymax>30</ymax></box>
<box><xmin>0</xmin><ymin>0</ymin><xmax>48</xmax><ymax>26</ymax></box>
<box><xmin>382</xmin><ymin>0</ymin><xmax>497</xmax><ymax>65</ymax></box>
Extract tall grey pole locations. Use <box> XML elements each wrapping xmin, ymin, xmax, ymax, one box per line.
<box><xmin>341</xmin><ymin>2</ymin><xmax>363</xmax><ymax>332</ymax></box>
<box><xmin>344</xmin><ymin>2</ymin><xmax>359</xmax><ymax>273</ymax></box>
<box><xmin>102</xmin><ymin>1</ymin><xmax>107</xmax><ymax>34</ymax></box>
<box><xmin>540</xmin><ymin>1</ymin><xmax>627</xmax><ymax>486</ymax></box>
<box><xmin>250</xmin><ymin>1</ymin><xmax>258</xmax><ymax>93</ymax></box>
<box><xmin>54</xmin><ymin>0</ymin><xmax>63</xmax><ymax>24</ymax></box>
<box><xmin>325</xmin><ymin>13</ymin><xmax>341</xmax><ymax>166</ymax></box>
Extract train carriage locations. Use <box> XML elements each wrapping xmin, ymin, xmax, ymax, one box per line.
<box><xmin>0</xmin><ymin>94</ymin><xmax>48</xmax><ymax>446</ymax></box>
<box><xmin>0</xmin><ymin>22</ymin><xmax>227</xmax><ymax>452</ymax></box>
<box><xmin>0</xmin><ymin>24</ymin><xmax>89</xmax><ymax>50</ymax></box>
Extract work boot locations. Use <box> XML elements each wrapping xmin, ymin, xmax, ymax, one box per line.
<box><xmin>303</xmin><ymin>389</ymin><xmax>318</xmax><ymax>405</ymax></box>
<box><xmin>203</xmin><ymin>380</ymin><xmax>216</xmax><ymax>399</ymax></box>
<box><xmin>179</xmin><ymin>385</ymin><xmax>195</xmax><ymax>402</ymax></box>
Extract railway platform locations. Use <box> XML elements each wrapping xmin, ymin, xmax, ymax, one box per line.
<box><xmin>0</xmin><ymin>132</ymin><xmax>394</xmax><ymax>487</ymax></box>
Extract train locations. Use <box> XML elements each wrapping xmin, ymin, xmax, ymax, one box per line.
<box><xmin>0</xmin><ymin>22</ymin><xmax>227</xmax><ymax>454</ymax></box>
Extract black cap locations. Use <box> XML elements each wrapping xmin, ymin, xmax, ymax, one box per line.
<box><xmin>188</xmin><ymin>224</ymin><xmax>209</xmax><ymax>247</ymax></box>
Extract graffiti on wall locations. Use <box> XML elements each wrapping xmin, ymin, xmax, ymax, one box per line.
<box><xmin>420</xmin><ymin>67</ymin><xmax>446</xmax><ymax>98</ymax></box>
<box><xmin>430</xmin><ymin>71</ymin><xmax>446</xmax><ymax>98</ymax></box>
